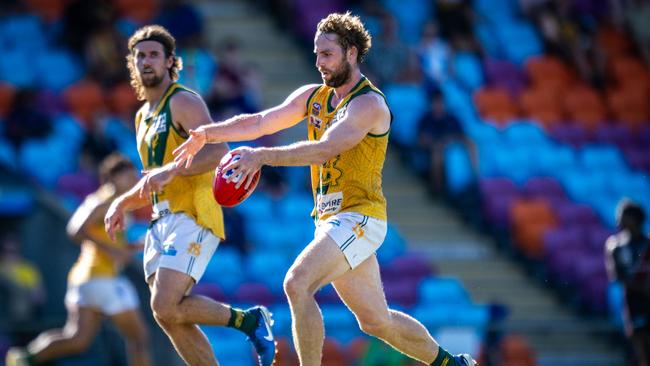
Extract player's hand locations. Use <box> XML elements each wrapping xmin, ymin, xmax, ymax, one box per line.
<box><xmin>138</xmin><ymin>165</ymin><xmax>177</xmax><ymax>198</ymax></box>
<box><xmin>173</xmin><ymin>127</ymin><xmax>208</xmax><ymax>169</ymax></box>
<box><xmin>105</xmin><ymin>200</ymin><xmax>125</xmax><ymax>241</ymax></box>
<box><xmin>223</xmin><ymin>147</ymin><xmax>263</xmax><ymax>190</ymax></box>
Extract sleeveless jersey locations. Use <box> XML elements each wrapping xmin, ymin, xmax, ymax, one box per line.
<box><xmin>135</xmin><ymin>83</ymin><xmax>224</xmax><ymax>238</ymax></box>
<box><xmin>68</xmin><ymin>185</ymin><xmax>127</xmax><ymax>285</ymax></box>
<box><xmin>305</xmin><ymin>76</ymin><xmax>390</xmax><ymax>222</ymax></box>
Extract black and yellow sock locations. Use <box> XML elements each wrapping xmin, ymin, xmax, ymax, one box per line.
<box><xmin>227</xmin><ymin>307</ymin><xmax>257</xmax><ymax>335</ymax></box>
<box><xmin>431</xmin><ymin>346</ymin><xmax>454</xmax><ymax>366</ymax></box>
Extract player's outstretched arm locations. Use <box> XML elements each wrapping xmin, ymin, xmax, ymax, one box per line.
<box><xmin>223</xmin><ymin>94</ymin><xmax>390</xmax><ymax>189</ymax></box>
<box><xmin>173</xmin><ymin>84</ymin><xmax>318</xmax><ymax>168</ymax></box>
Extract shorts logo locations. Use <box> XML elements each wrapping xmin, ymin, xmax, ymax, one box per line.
<box><xmin>162</xmin><ymin>244</ymin><xmax>177</xmax><ymax>256</ymax></box>
<box><xmin>187</xmin><ymin>242</ymin><xmax>201</xmax><ymax>256</ymax></box>
<box><xmin>352</xmin><ymin>223</ymin><xmax>365</xmax><ymax>239</ymax></box>
<box><xmin>328</xmin><ymin>219</ymin><xmax>341</xmax><ymax>227</ymax></box>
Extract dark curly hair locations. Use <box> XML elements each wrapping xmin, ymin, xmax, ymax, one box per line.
<box><xmin>316</xmin><ymin>12</ymin><xmax>372</xmax><ymax>63</ymax></box>
<box><xmin>126</xmin><ymin>25</ymin><xmax>183</xmax><ymax>101</ymax></box>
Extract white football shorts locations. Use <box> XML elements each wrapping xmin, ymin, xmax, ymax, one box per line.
<box><xmin>315</xmin><ymin>212</ymin><xmax>387</xmax><ymax>269</ymax></box>
<box><xmin>143</xmin><ymin>212</ymin><xmax>220</xmax><ymax>283</ymax></box>
<box><xmin>65</xmin><ymin>276</ymin><xmax>139</xmax><ymax>315</ymax></box>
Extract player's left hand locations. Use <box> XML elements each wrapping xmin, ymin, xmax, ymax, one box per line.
<box><xmin>138</xmin><ymin>165</ymin><xmax>178</xmax><ymax>198</ymax></box>
<box><xmin>222</xmin><ymin>146</ymin><xmax>263</xmax><ymax>189</ymax></box>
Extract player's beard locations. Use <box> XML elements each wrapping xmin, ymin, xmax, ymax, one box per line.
<box><xmin>140</xmin><ymin>69</ymin><xmax>164</xmax><ymax>88</ymax></box>
<box><xmin>323</xmin><ymin>57</ymin><xmax>351</xmax><ymax>88</ymax></box>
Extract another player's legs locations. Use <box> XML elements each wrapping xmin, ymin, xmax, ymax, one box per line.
<box><xmin>110</xmin><ymin>309</ymin><xmax>151</xmax><ymax>366</ymax></box>
<box><xmin>6</xmin><ymin>305</ymin><xmax>102</xmax><ymax>365</ymax></box>
<box><xmin>333</xmin><ymin>255</ymin><xmax>474</xmax><ymax>365</ymax></box>
<box><xmin>283</xmin><ymin>233</ymin><xmax>354</xmax><ymax>365</ymax></box>
<box><xmin>148</xmin><ymin>268</ymin><xmax>226</xmax><ymax>365</ymax></box>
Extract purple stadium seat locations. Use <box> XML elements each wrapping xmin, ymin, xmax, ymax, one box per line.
<box><xmin>593</xmin><ymin>124</ymin><xmax>633</xmax><ymax>147</ymax></box>
<box><xmin>381</xmin><ymin>254</ymin><xmax>433</xmax><ymax>281</ymax></box>
<box><xmin>192</xmin><ymin>283</ymin><xmax>227</xmax><ymax>302</ymax></box>
<box><xmin>383</xmin><ymin>278</ymin><xmax>419</xmax><ymax>307</ymax></box>
<box><xmin>316</xmin><ymin>284</ymin><xmax>342</xmax><ymax>305</ymax></box>
<box><xmin>543</xmin><ymin>226</ymin><xmax>585</xmax><ymax>257</ymax></box>
<box><xmin>551</xmin><ymin>202</ymin><xmax>601</xmax><ymax>227</ymax></box>
<box><xmin>624</xmin><ymin>147</ymin><xmax>650</xmax><ymax>172</ymax></box>
<box><xmin>233</xmin><ymin>282</ymin><xmax>277</xmax><ymax>306</ymax></box>
<box><xmin>547</xmin><ymin>247</ymin><xmax>586</xmax><ymax>283</ymax></box>
<box><xmin>549</xmin><ymin>123</ymin><xmax>591</xmax><ymax>147</ymax></box>
<box><xmin>483</xmin><ymin>58</ymin><xmax>526</xmax><ymax>95</ymax></box>
<box><xmin>480</xmin><ymin>178</ymin><xmax>520</xmax><ymax>229</ymax></box>
<box><xmin>580</xmin><ymin>272</ymin><xmax>608</xmax><ymax>312</ymax></box>
<box><xmin>521</xmin><ymin>177</ymin><xmax>566</xmax><ymax>201</ymax></box>
<box><xmin>585</xmin><ymin>225</ymin><xmax>614</xmax><ymax>254</ymax></box>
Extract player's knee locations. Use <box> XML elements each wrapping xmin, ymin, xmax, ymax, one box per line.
<box><xmin>358</xmin><ymin>313</ymin><xmax>392</xmax><ymax>338</ymax></box>
<box><xmin>150</xmin><ymin>296</ymin><xmax>180</xmax><ymax>325</ymax></box>
<box><xmin>68</xmin><ymin>332</ymin><xmax>94</xmax><ymax>353</ymax></box>
<box><xmin>283</xmin><ymin>267</ymin><xmax>312</xmax><ymax>300</ymax></box>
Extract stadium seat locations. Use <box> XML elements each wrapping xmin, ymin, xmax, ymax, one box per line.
<box><xmin>525</xmin><ymin>56</ymin><xmax>573</xmax><ymax>92</ymax></box>
<box><xmin>562</xmin><ymin>84</ymin><xmax>607</xmax><ymax>130</ymax></box>
<box><xmin>36</xmin><ymin>49</ymin><xmax>82</xmax><ymax>91</ymax></box>
<box><xmin>473</xmin><ymin>87</ymin><xmax>518</xmax><ymax>126</ymax></box>
<box><xmin>519</xmin><ymin>87</ymin><xmax>563</xmax><ymax>128</ymax></box>
<box><xmin>444</xmin><ymin>141</ymin><xmax>475</xmax><ymax>194</ymax></box>
<box><xmin>510</xmin><ymin>198</ymin><xmax>558</xmax><ymax>258</ymax></box>
<box><xmin>483</xmin><ymin>58</ymin><xmax>526</xmax><ymax>96</ymax></box>
<box><xmin>597</xmin><ymin>25</ymin><xmax>633</xmax><ymax>59</ymax></box>
<box><xmin>548</xmin><ymin>123</ymin><xmax>591</xmax><ymax>148</ymax></box>
<box><xmin>607</xmin><ymin>87</ymin><xmax>650</xmax><ymax>130</ymax></box>
<box><xmin>381</xmin><ymin>0</ymin><xmax>431</xmax><ymax>44</ymax></box>
<box><xmin>233</xmin><ymin>282</ymin><xmax>277</xmax><ymax>306</ymax></box>
<box><xmin>23</xmin><ymin>0</ymin><xmax>65</xmax><ymax>22</ymax></box>
<box><xmin>322</xmin><ymin>338</ymin><xmax>346</xmax><ymax>366</ymax></box>
<box><xmin>419</xmin><ymin>277</ymin><xmax>470</xmax><ymax>306</ymax></box>
<box><xmin>495</xmin><ymin>22</ymin><xmax>543</xmax><ymax>66</ymax></box>
<box><xmin>106</xmin><ymin>82</ymin><xmax>138</xmax><ymax>116</ymax></box>
<box><xmin>114</xmin><ymin>0</ymin><xmax>159</xmax><ymax>23</ymax></box>
<box><xmin>521</xmin><ymin>177</ymin><xmax>566</xmax><ymax>201</ymax></box>
<box><xmin>0</xmin><ymin>83</ymin><xmax>16</xmax><ymax>118</ymax></box>
<box><xmin>202</xmin><ymin>247</ymin><xmax>243</xmax><ymax>293</ymax></box>
<box><xmin>453</xmin><ymin>52</ymin><xmax>484</xmax><ymax>91</ymax></box>
<box><xmin>500</xmin><ymin>334</ymin><xmax>536</xmax><ymax>366</ymax></box>
<box><xmin>63</xmin><ymin>79</ymin><xmax>105</xmax><ymax>127</ymax></box>
<box><xmin>246</xmin><ymin>251</ymin><xmax>289</xmax><ymax>295</ymax></box>
<box><xmin>609</xmin><ymin>56</ymin><xmax>650</xmax><ymax>92</ymax></box>
<box><xmin>274</xmin><ymin>336</ymin><xmax>299</xmax><ymax>366</ymax></box>
<box><xmin>384</xmin><ymin>83</ymin><xmax>428</xmax><ymax>146</ymax></box>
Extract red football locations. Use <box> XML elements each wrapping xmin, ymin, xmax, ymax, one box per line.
<box><xmin>212</xmin><ymin>151</ymin><xmax>260</xmax><ymax>207</ymax></box>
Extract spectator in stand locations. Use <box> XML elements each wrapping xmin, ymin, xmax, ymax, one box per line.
<box><xmin>207</xmin><ymin>38</ymin><xmax>261</xmax><ymax>119</ymax></box>
<box><xmin>415</xmin><ymin>91</ymin><xmax>477</xmax><ymax>196</ymax></box>
<box><xmin>625</xmin><ymin>0</ymin><xmax>650</xmax><ymax>67</ymax></box>
<box><xmin>4</xmin><ymin>90</ymin><xmax>52</xmax><ymax>150</ymax></box>
<box><xmin>365</xmin><ymin>12</ymin><xmax>408</xmax><ymax>87</ymax></box>
<box><xmin>436</xmin><ymin>0</ymin><xmax>474</xmax><ymax>40</ymax></box>
<box><xmin>605</xmin><ymin>200</ymin><xmax>650</xmax><ymax>366</ymax></box>
<box><xmin>0</xmin><ymin>233</ymin><xmax>46</xmax><ymax>326</ymax></box>
<box><xmin>85</xmin><ymin>23</ymin><xmax>129</xmax><ymax>85</ymax></box>
<box><xmin>418</xmin><ymin>22</ymin><xmax>451</xmax><ymax>83</ymax></box>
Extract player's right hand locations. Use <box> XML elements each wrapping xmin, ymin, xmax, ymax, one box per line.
<box><xmin>173</xmin><ymin>128</ymin><xmax>208</xmax><ymax>169</ymax></box>
<box><xmin>104</xmin><ymin>200</ymin><xmax>125</xmax><ymax>241</ymax></box>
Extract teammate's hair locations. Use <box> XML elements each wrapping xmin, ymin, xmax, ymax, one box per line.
<box><xmin>617</xmin><ymin>199</ymin><xmax>646</xmax><ymax>225</ymax></box>
<box><xmin>126</xmin><ymin>25</ymin><xmax>183</xmax><ymax>101</ymax></box>
<box><xmin>316</xmin><ymin>12</ymin><xmax>372</xmax><ymax>63</ymax></box>
<box><xmin>99</xmin><ymin>153</ymin><xmax>134</xmax><ymax>185</ymax></box>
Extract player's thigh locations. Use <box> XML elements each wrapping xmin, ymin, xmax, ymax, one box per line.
<box><xmin>63</xmin><ymin>303</ymin><xmax>103</xmax><ymax>340</ymax></box>
<box><xmin>150</xmin><ymin>267</ymin><xmax>195</xmax><ymax>306</ymax></box>
<box><xmin>286</xmin><ymin>232</ymin><xmax>352</xmax><ymax>294</ymax></box>
<box><xmin>110</xmin><ymin>309</ymin><xmax>149</xmax><ymax>342</ymax></box>
<box><xmin>331</xmin><ymin>255</ymin><xmax>390</xmax><ymax>325</ymax></box>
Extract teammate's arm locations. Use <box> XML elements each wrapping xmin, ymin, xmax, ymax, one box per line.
<box><xmin>225</xmin><ymin>94</ymin><xmax>390</xmax><ymax>188</ymax></box>
<box><xmin>68</xmin><ymin>195</ymin><xmax>132</xmax><ymax>263</ymax></box>
<box><xmin>173</xmin><ymin>84</ymin><xmax>318</xmax><ymax>168</ymax></box>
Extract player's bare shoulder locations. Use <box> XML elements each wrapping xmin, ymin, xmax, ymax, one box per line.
<box><xmin>347</xmin><ymin>92</ymin><xmax>391</xmax><ymax>134</ymax></box>
<box><xmin>169</xmin><ymin>89</ymin><xmax>210</xmax><ymax>133</ymax></box>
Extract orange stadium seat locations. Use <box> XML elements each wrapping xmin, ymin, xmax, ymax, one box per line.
<box><xmin>474</xmin><ymin>87</ymin><xmax>519</xmax><ymax>126</ymax></box>
<box><xmin>501</xmin><ymin>335</ymin><xmax>537</xmax><ymax>366</ymax></box>
<box><xmin>63</xmin><ymin>79</ymin><xmax>105</xmax><ymax>128</ymax></box>
<box><xmin>511</xmin><ymin>198</ymin><xmax>558</xmax><ymax>259</ymax></box>
<box><xmin>274</xmin><ymin>337</ymin><xmax>299</xmax><ymax>366</ymax></box>
<box><xmin>322</xmin><ymin>338</ymin><xmax>346</xmax><ymax>366</ymax></box>
<box><xmin>597</xmin><ymin>25</ymin><xmax>633</xmax><ymax>59</ymax></box>
<box><xmin>24</xmin><ymin>0</ymin><xmax>65</xmax><ymax>22</ymax></box>
<box><xmin>0</xmin><ymin>83</ymin><xmax>16</xmax><ymax>118</ymax></box>
<box><xmin>524</xmin><ymin>55</ymin><xmax>573</xmax><ymax>92</ymax></box>
<box><xmin>107</xmin><ymin>82</ymin><xmax>139</xmax><ymax>116</ymax></box>
<box><xmin>607</xmin><ymin>87</ymin><xmax>650</xmax><ymax>130</ymax></box>
<box><xmin>519</xmin><ymin>87</ymin><xmax>564</xmax><ymax>129</ymax></box>
<box><xmin>114</xmin><ymin>0</ymin><xmax>159</xmax><ymax>24</ymax></box>
<box><xmin>563</xmin><ymin>84</ymin><xmax>607</xmax><ymax>131</ymax></box>
<box><xmin>609</xmin><ymin>56</ymin><xmax>650</xmax><ymax>96</ymax></box>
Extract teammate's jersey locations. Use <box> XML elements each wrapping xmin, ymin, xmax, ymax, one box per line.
<box><xmin>135</xmin><ymin>83</ymin><xmax>224</xmax><ymax>238</ymax></box>
<box><xmin>305</xmin><ymin>76</ymin><xmax>390</xmax><ymax>222</ymax></box>
<box><xmin>68</xmin><ymin>185</ymin><xmax>127</xmax><ymax>285</ymax></box>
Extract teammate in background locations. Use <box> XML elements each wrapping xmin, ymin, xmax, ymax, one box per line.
<box><xmin>173</xmin><ymin>12</ymin><xmax>476</xmax><ymax>366</ymax></box>
<box><xmin>103</xmin><ymin>25</ymin><xmax>275</xmax><ymax>366</ymax></box>
<box><xmin>6</xmin><ymin>153</ymin><xmax>151</xmax><ymax>366</ymax></box>
<box><xmin>606</xmin><ymin>200</ymin><xmax>650</xmax><ymax>366</ymax></box>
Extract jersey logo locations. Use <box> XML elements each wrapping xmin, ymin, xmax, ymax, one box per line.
<box><xmin>309</xmin><ymin>115</ymin><xmax>322</xmax><ymax>129</ymax></box>
<box><xmin>312</xmin><ymin>102</ymin><xmax>321</xmax><ymax>115</ymax></box>
<box><xmin>317</xmin><ymin>192</ymin><xmax>343</xmax><ymax>216</ymax></box>
<box><xmin>187</xmin><ymin>242</ymin><xmax>201</xmax><ymax>256</ymax></box>
<box><xmin>321</xmin><ymin>156</ymin><xmax>342</xmax><ymax>188</ymax></box>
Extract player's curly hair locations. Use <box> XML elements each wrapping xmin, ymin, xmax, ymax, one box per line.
<box><xmin>126</xmin><ymin>25</ymin><xmax>183</xmax><ymax>101</ymax></box>
<box><xmin>316</xmin><ymin>12</ymin><xmax>372</xmax><ymax>63</ymax></box>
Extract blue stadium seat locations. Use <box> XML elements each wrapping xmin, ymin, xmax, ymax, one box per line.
<box><xmin>202</xmin><ymin>327</ymin><xmax>254</xmax><ymax>366</ymax></box>
<box><xmin>321</xmin><ymin>304</ymin><xmax>358</xmax><ymax>343</ymax></box>
<box><xmin>246</xmin><ymin>251</ymin><xmax>290</xmax><ymax>295</ymax></box>
<box><xmin>419</xmin><ymin>277</ymin><xmax>470</xmax><ymax>306</ymax></box>
<box><xmin>0</xmin><ymin>15</ymin><xmax>47</xmax><ymax>54</ymax></box>
<box><xmin>495</xmin><ymin>22</ymin><xmax>542</xmax><ymax>65</ymax></box>
<box><xmin>381</xmin><ymin>0</ymin><xmax>432</xmax><ymax>44</ymax></box>
<box><xmin>444</xmin><ymin>141</ymin><xmax>475</xmax><ymax>194</ymax></box>
<box><xmin>384</xmin><ymin>83</ymin><xmax>428</xmax><ymax>146</ymax></box>
<box><xmin>0</xmin><ymin>137</ymin><xmax>16</xmax><ymax>170</ymax></box>
<box><xmin>269</xmin><ymin>305</ymin><xmax>292</xmax><ymax>337</ymax></box>
<box><xmin>202</xmin><ymin>247</ymin><xmax>243</xmax><ymax>293</ymax></box>
<box><xmin>453</xmin><ymin>52</ymin><xmax>484</xmax><ymax>91</ymax></box>
<box><xmin>473</xmin><ymin>0</ymin><xmax>516</xmax><ymax>24</ymax></box>
<box><xmin>0</xmin><ymin>49</ymin><xmax>36</xmax><ymax>87</ymax></box>
<box><xmin>503</xmin><ymin>121</ymin><xmax>548</xmax><ymax>147</ymax></box>
<box><xmin>607</xmin><ymin>282</ymin><xmax>625</xmax><ymax>328</ymax></box>
<box><xmin>377</xmin><ymin>224</ymin><xmax>407</xmax><ymax>264</ymax></box>
<box><xmin>580</xmin><ymin>145</ymin><xmax>626</xmax><ymax>172</ymax></box>
<box><xmin>0</xmin><ymin>187</ymin><xmax>34</xmax><ymax>216</ymax></box>
<box><xmin>177</xmin><ymin>48</ymin><xmax>217</xmax><ymax>97</ymax></box>
<box><xmin>36</xmin><ymin>49</ymin><xmax>83</xmax><ymax>91</ymax></box>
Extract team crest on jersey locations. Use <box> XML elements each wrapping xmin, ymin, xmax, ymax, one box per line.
<box><xmin>332</xmin><ymin>105</ymin><xmax>347</xmax><ymax>125</ymax></box>
<box><xmin>312</xmin><ymin>102</ymin><xmax>321</xmax><ymax>115</ymax></box>
<box><xmin>153</xmin><ymin>114</ymin><xmax>167</xmax><ymax>133</ymax></box>
<box><xmin>309</xmin><ymin>115</ymin><xmax>322</xmax><ymax>128</ymax></box>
